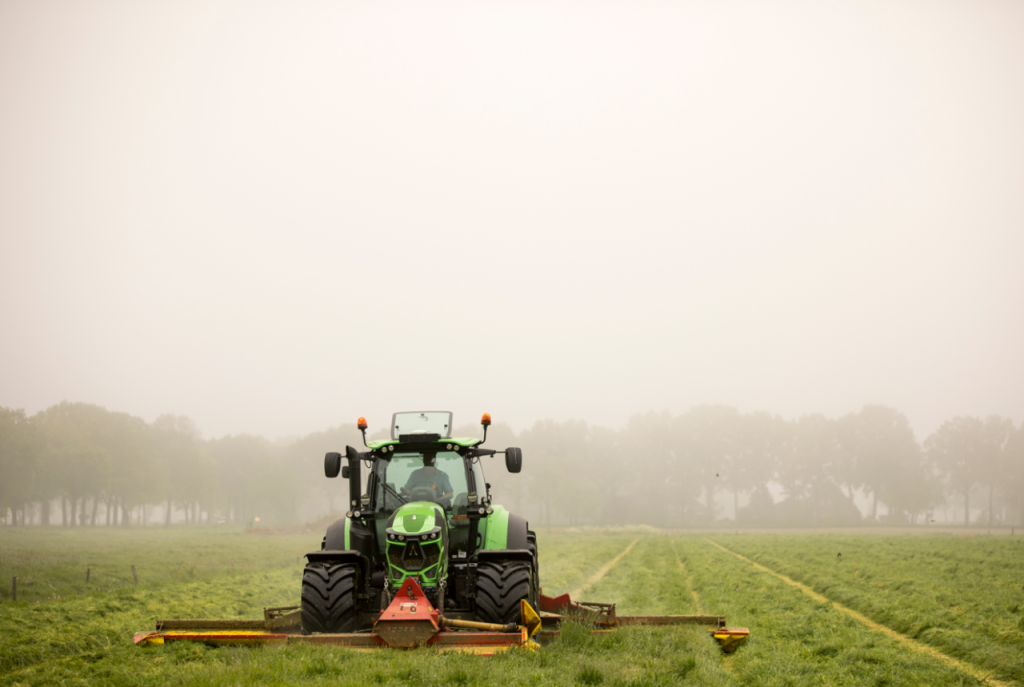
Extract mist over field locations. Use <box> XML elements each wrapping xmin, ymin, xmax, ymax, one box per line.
<box><xmin>1</xmin><ymin>1</ymin><xmax>1023</xmax><ymax>529</ymax></box>
<box><xmin>2</xmin><ymin>404</ymin><xmax>1022</xmax><ymax>530</ymax></box>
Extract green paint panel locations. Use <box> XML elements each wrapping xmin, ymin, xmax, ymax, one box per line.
<box><xmin>390</xmin><ymin>503</ymin><xmax>442</xmax><ymax>534</ymax></box>
<box><xmin>343</xmin><ymin>517</ymin><xmax>351</xmax><ymax>550</ymax></box>
<box><xmin>402</xmin><ymin>513</ymin><xmax>428</xmax><ymax>532</ymax></box>
<box><xmin>482</xmin><ymin>505</ymin><xmax>510</xmax><ymax>551</ymax></box>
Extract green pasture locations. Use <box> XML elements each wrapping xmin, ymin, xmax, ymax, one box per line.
<box><xmin>0</xmin><ymin>527</ymin><xmax>316</xmax><ymax>604</ymax></box>
<box><xmin>711</xmin><ymin>533</ymin><xmax>1024</xmax><ymax>685</ymax></box>
<box><xmin>1</xmin><ymin>527</ymin><xmax>1020</xmax><ymax>686</ymax></box>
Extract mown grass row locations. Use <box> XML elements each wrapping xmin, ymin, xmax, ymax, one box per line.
<box><xmin>709</xmin><ymin>534</ymin><xmax>1024</xmax><ymax>685</ymax></box>
<box><xmin>534</xmin><ymin>528</ymin><xmax>643</xmax><ymax>597</ymax></box>
<box><xmin>677</xmin><ymin>535</ymin><xmax>999</xmax><ymax>687</ymax></box>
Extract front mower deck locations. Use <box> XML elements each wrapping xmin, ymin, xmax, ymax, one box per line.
<box><xmin>135</xmin><ymin>581</ymin><xmax>749</xmax><ymax>655</ymax></box>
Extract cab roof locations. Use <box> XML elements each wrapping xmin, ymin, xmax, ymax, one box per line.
<box><xmin>367</xmin><ymin>437</ymin><xmax>482</xmax><ymax>451</ymax></box>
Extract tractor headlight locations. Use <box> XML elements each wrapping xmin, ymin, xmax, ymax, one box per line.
<box><xmin>399</xmin><ymin>535</ymin><xmax>405</xmax><ymax>541</ymax></box>
<box><xmin>478</xmin><ymin>507</ymin><xmax>485</xmax><ymax>515</ymax></box>
<box><xmin>389</xmin><ymin>533</ymin><xmax>395</xmax><ymax>540</ymax></box>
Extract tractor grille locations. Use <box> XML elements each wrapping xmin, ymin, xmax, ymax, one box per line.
<box><xmin>387</xmin><ymin>544</ymin><xmax>403</xmax><ymax>569</ymax></box>
<box><xmin>387</xmin><ymin>540</ymin><xmax>441</xmax><ymax>572</ymax></box>
<box><xmin>421</xmin><ymin>541</ymin><xmax>440</xmax><ymax>570</ymax></box>
<box><xmin>404</xmin><ymin>542</ymin><xmax>424</xmax><ymax>569</ymax></box>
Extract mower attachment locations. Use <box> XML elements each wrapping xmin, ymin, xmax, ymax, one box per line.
<box><xmin>136</xmin><ymin>585</ymin><xmax>745</xmax><ymax>654</ymax></box>
<box><xmin>137</xmin><ymin>577</ymin><xmax>539</xmax><ymax>655</ymax></box>
<box><xmin>537</xmin><ymin>591</ymin><xmax>748</xmax><ymax>652</ymax></box>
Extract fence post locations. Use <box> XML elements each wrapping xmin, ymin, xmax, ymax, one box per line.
<box><xmin>11</xmin><ymin>577</ymin><xmax>16</xmax><ymax>602</ymax></box>
<box><xmin>86</xmin><ymin>568</ymin><xmax>90</xmax><ymax>584</ymax></box>
<box><xmin>131</xmin><ymin>565</ymin><xmax>138</xmax><ymax>585</ymax></box>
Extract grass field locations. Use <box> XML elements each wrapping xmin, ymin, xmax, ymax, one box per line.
<box><xmin>708</xmin><ymin>533</ymin><xmax>1024</xmax><ymax>685</ymax></box>
<box><xmin>1</xmin><ymin>527</ymin><xmax>1021</xmax><ymax>686</ymax></box>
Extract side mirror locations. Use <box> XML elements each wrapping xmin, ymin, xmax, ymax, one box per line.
<box><xmin>325</xmin><ymin>452</ymin><xmax>341</xmax><ymax>478</ymax></box>
<box><xmin>505</xmin><ymin>447</ymin><xmax>522</xmax><ymax>473</ymax></box>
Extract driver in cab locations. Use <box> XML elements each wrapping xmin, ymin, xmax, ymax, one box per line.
<box><xmin>401</xmin><ymin>454</ymin><xmax>454</xmax><ymax>505</ymax></box>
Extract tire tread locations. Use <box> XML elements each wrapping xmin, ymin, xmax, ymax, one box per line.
<box><xmin>474</xmin><ymin>561</ymin><xmax>533</xmax><ymax>624</ymax></box>
<box><xmin>301</xmin><ymin>563</ymin><xmax>358</xmax><ymax>633</ymax></box>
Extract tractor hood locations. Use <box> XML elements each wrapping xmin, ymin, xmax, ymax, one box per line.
<box><xmin>384</xmin><ymin>502</ymin><xmax>449</xmax><ymax>588</ymax></box>
<box><xmin>386</xmin><ymin>502</ymin><xmax>445</xmax><ymax>538</ymax></box>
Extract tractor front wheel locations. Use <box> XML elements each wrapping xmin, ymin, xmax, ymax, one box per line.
<box><xmin>301</xmin><ymin>563</ymin><xmax>358</xmax><ymax>633</ymax></box>
<box><xmin>474</xmin><ymin>560</ymin><xmax>534</xmax><ymax>625</ymax></box>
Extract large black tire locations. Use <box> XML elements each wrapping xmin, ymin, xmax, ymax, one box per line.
<box><xmin>301</xmin><ymin>563</ymin><xmax>358</xmax><ymax>633</ymax></box>
<box><xmin>474</xmin><ymin>561</ymin><xmax>533</xmax><ymax>625</ymax></box>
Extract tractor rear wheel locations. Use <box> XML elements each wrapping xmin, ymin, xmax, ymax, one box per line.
<box><xmin>527</xmin><ymin>530</ymin><xmax>538</xmax><ymax>572</ymax></box>
<box><xmin>474</xmin><ymin>560</ymin><xmax>534</xmax><ymax>625</ymax></box>
<box><xmin>301</xmin><ymin>563</ymin><xmax>358</xmax><ymax>633</ymax></box>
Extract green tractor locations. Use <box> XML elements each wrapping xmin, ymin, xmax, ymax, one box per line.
<box><xmin>301</xmin><ymin>411</ymin><xmax>538</xmax><ymax>633</ymax></box>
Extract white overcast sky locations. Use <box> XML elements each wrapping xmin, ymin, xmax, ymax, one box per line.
<box><xmin>1</xmin><ymin>0</ymin><xmax>1022</xmax><ymax>441</ymax></box>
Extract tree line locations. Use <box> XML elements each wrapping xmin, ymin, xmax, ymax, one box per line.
<box><xmin>1</xmin><ymin>402</ymin><xmax>1022</xmax><ymax>528</ymax></box>
<box><xmin>508</xmin><ymin>406</ymin><xmax>1024</xmax><ymax>528</ymax></box>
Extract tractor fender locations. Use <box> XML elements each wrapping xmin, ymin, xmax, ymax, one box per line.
<box><xmin>480</xmin><ymin>507</ymin><xmax>530</xmax><ymax>552</ymax></box>
<box><xmin>304</xmin><ymin>550</ymin><xmax>372</xmax><ymax>582</ymax></box>
<box><xmin>324</xmin><ymin>516</ymin><xmax>375</xmax><ymax>562</ymax></box>
<box><xmin>506</xmin><ymin>513</ymin><xmax>530</xmax><ymax>550</ymax></box>
<box><xmin>475</xmin><ymin>548</ymin><xmax>534</xmax><ymax>566</ymax></box>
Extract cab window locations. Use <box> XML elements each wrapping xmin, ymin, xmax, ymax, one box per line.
<box><xmin>374</xmin><ymin>451</ymin><xmax>468</xmax><ymax>514</ymax></box>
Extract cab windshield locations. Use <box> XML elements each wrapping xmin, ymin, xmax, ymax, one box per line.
<box><xmin>375</xmin><ymin>452</ymin><xmax>468</xmax><ymax>514</ymax></box>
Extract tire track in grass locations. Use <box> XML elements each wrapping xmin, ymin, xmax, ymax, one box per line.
<box><xmin>704</xmin><ymin>538</ymin><xmax>1013</xmax><ymax>687</ymax></box>
<box><xmin>670</xmin><ymin>539</ymin><xmax>742</xmax><ymax>678</ymax></box>
<box><xmin>569</xmin><ymin>538</ymin><xmax>639</xmax><ymax>599</ymax></box>
<box><xmin>669</xmin><ymin>540</ymin><xmax>703</xmax><ymax>613</ymax></box>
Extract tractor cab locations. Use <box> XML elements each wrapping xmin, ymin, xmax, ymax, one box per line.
<box><xmin>371</xmin><ymin>411</ymin><xmax>483</xmax><ymax>514</ymax></box>
<box><xmin>362</xmin><ymin>413</ymin><xmax>497</xmax><ymax>596</ymax></box>
<box><xmin>372</xmin><ymin>448</ymin><xmax>477</xmax><ymax>511</ymax></box>
<box><xmin>359</xmin><ymin>412</ymin><xmax>519</xmax><ymax>531</ymax></box>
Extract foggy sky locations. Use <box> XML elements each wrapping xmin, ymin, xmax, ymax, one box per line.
<box><xmin>1</xmin><ymin>0</ymin><xmax>1022</xmax><ymax>442</ymax></box>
